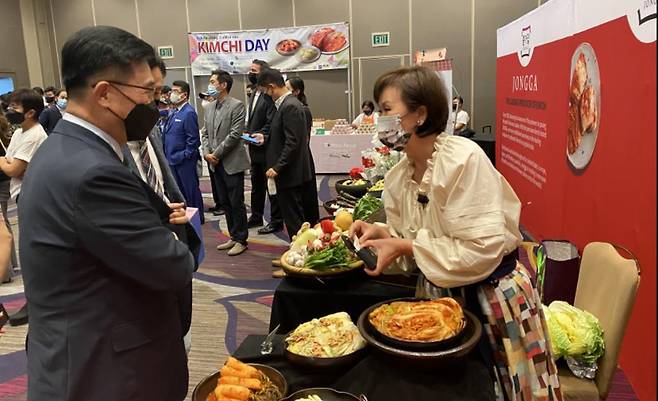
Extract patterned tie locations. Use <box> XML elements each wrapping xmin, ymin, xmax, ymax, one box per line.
<box><xmin>139</xmin><ymin>140</ymin><xmax>165</xmax><ymax>200</ymax></box>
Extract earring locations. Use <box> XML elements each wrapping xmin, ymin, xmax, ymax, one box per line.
<box><xmin>417</xmin><ymin>120</ymin><xmax>424</xmax><ymax>125</ymax></box>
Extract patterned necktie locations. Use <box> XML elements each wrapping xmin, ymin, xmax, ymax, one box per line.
<box><xmin>139</xmin><ymin>140</ymin><xmax>164</xmax><ymax>200</ymax></box>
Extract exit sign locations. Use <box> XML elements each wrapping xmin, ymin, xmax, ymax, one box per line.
<box><xmin>158</xmin><ymin>46</ymin><xmax>174</xmax><ymax>59</ymax></box>
<box><xmin>371</xmin><ymin>32</ymin><xmax>390</xmax><ymax>47</ymax></box>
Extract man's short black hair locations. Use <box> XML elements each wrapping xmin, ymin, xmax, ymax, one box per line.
<box><xmin>211</xmin><ymin>69</ymin><xmax>233</xmax><ymax>93</ymax></box>
<box><xmin>453</xmin><ymin>96</ymin><xmax>464</xmax><ymax>105</ymax></box>
<box><xmin>10</xmin><ymin>88</ymin><xmax>45</xmax><ymax>119</ymax></box>
<box><xmin>148</xmin><ymin>55</ymin><xmax>167</xmax><ymax>77</ymax></box>
<box><xmin>172</xmin><ymin>80</ymin><xmax>190</xmax><ymax>96</ymax></box>
<box><xmin>161</xmin><ymin>85</ymin><xmax>171</xmax><ymax>94</ymax></box>
<box><xmin>32</xmin><ymin>87</ymin><xmax>44</xmax><ymax>96</ymax></box>
<box><xmin>61</xmin><ymin>26</ymin><xmax>155</xmax><ymax>98</ymax></box>
<box><xmin>256</xmin><ymin>68</ymin><xmax>285</xmax><ymax>88</ymax></box>
<box><xmin>44</xmin><ymin>86</ymin><xmax>57</xmax><ymax>94</ymax></box>
<box><xmin>252</xmin><ymin>59</ymin><xmax>269</xmax><ymax>69</ymax></box>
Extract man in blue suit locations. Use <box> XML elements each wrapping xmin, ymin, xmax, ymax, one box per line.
<box><xmin>163</xmin><ymin>80</ymin><xmax>204</xmax><ymax>222</ymax></box>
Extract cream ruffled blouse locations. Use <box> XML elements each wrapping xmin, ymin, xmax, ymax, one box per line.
<box><xmin>381</xmin><ymin>133</ymin><xmax>523</xmax><ymax>288</ymax></box>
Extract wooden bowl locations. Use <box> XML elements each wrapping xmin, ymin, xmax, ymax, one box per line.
<box><xmin>191</xmin><ymin>363</ymin><xmax>287</xmax><ymax>401</ymax></box>
<box><xmin>280</xmin><ymin>250</ymin><xmax>363</xmax><ymax>277</ymax></box>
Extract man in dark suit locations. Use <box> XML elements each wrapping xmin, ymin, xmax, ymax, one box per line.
<box><xmin>244</xmin><ymin>60</ymin><xmax>282</xmax><ymax>234</ymax></box>
<box><xmin>18</xmin><ymin>26</ymin><xmax>194</xmax><ymax>401</ymax></box>
<box><xmin>122</xmin><ymin>57</ymin><xmax>202</xmax><ymax>354</ymax></box>
<box><xmin>162</xmin><ymin>80</ymin><xmax>204</xmax><ymax>222</ymax></box>
<box><xmin>38</xmin><ymin>88</ymin><xmax>67</xmax><ymax>134</ymax></box>
<box><xmin>254</xmin><ymin>68</ymin><xmax>313</xmax><ymax>240</ymax></box>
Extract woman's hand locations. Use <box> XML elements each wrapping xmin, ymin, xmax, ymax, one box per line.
<box><xmin>359</xmin><ymin>238</ymin><xmax>413</xmax><ymax>276</ymax></box>
<box><xmin>348</xmin><ymin>220</ymin><xmax>391</xmax><ymax>243</ymax></box>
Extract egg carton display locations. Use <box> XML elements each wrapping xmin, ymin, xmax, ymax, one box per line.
<box><xmin>330</xmin><ymin>123</ymin><xmax>353</xmax><ymax>135</ymax></box>
<box><xmin>354</xmin><ymin>123</ymin><xmax>377</xmax><ymax>135</ymax></box>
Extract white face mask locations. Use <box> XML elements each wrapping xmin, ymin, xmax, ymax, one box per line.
<box><xmin>169</xmin><ymin>92</ymin><xmax>183</xmax><ymax>105</ymax></box>
<box><xmin>376</xmin><ymin>115</ymin><xmax>412</xmax><ymax>151</ymax></box>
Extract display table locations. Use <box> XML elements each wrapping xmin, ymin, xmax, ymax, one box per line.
<box><xmin>269</xmin><ymin>273</ymin><xmax>416</xmax><ymax>333</ymax></box>
<box><xmin>310</xmin><ymin>134</ymin><xmax>375</xmax><ymax>174</ymax></box>
<box><xmin>232</xmin><ymin>334</ymin><xmax>495</xmax><ymax>401</ymax></box>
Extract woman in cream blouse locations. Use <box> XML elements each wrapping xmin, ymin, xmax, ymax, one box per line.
<box><xmin>350</xmin><ymin>66</ymin><xmax>562</xmax><ymax>401</ymax></box>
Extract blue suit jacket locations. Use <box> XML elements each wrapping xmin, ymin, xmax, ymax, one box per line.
<box><xmin>162</xmin><ymin>103</ymin><xmax>200</xmax><ymax>166</ymax></box>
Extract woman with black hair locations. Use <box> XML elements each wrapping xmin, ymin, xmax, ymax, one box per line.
<box><xmin>286</xmin><ymin>76</ymin><xmax>319</xmax><ymax>226</ymax></box>
<box><xmin>351</xmin><ymin>99</ymin><xmax>379</xmax><ymax>128</ymax></box>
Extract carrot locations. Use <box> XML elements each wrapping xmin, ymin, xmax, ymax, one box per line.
<box><xmin>216</xmin><ymin>395</ymin><xmax>242</xmax><ymax>401</ymax></box>
<box><xmin>219</xmin><ymin>366</ymin><xmax>253</xmax><ymax>379</ymax></box>
<box><xmin>215</xmin><ymin>384</ymin><xmax>250</xmax><ymax>401</ymax></box>
<box><xmin>218</xmin><ymin>375</ymin><xmax>262</xmax><ymax>390</ymax></box>
<box><xmin>225</xmin><ymin>357</ymin><xmax>260</xmax><ymax>378</ymax></box>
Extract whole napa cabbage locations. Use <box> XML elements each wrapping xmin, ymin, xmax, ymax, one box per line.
<box><xmin>543</xmin><ymin>301</ymin><xmax>605</xmax><ymax>364</ymax></box>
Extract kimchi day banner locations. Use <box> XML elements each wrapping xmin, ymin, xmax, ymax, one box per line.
<box><xmin>188</xmin><ymin>23</ymin><xmax>350</xmax><ymax>75</ymax></box>
<box><xmin>496</xmin><ymin>0</ymin><xmax>656</xmax><ymax>399</ymax></box>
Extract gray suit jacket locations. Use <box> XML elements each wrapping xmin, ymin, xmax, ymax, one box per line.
<box><xmin>201</xmin><ymin>96</ymin><xmax>250</xmax><ymax>175</ymax></box>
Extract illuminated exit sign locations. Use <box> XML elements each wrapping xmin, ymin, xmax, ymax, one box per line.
<box><xmin>371</xmin><ymin>32</ymin><xmax>390</xmax><ymax>47</ymax></box>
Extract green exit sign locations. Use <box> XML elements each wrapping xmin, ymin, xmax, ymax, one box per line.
<box><xmin>158</xmin><ymin>46</ymin><xmax>174</xmax><ymax>59</ymax></box>
<box><xmin>371</xmin><ymin>32</ymin><xmax>390</xmax><ymax>47</ymax></box>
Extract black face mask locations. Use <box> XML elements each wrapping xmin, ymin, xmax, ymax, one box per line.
<box><xmin>248</xmin><ymin>73</ymin><xmax>258</xmax><ymax>85</ymax></box>
<box><xmin>45</xmin><ymin>95</ymin><xmax>56</xmax><ymax>104</ymax></box>
<box><xmin>5</xmin><ymin>110</ymin><xmax>25</xmax><ymax>125</ymax></box>
<box><xmin>452</xmin><ymin>104</ymin><xmax>458</xmax><ymax>111</ymax></box>
<box><xmin>107</xmin><ymin>84</ymin><xmax>160</xmax><ymax>141</ymax></box>
<box><xmin>363</xmin><ymin>109</ymin><xmax>373</xmax><ymax>116</ymax></box>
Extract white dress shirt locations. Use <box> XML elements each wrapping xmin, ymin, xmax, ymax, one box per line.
<box><xmin>127</xmin><ymin>139</ymin><xmax>169</xmax><ymax>203</ymax></box>
<box><xmin>381</xmin><ymin>133</ymin><xmax>522</xmax><ymax>288</ymax></box>
<box><xmin>274</xmin><ymin>91</ymin><xmax>292</xmax><ymax>109</ymax></box>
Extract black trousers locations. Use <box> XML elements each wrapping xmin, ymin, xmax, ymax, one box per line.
<box><xmin>250</xmin><ymin>160</ymin><xmax>282</xmax><ymax>226</ymax></box>
<box><xmin>207</xmin><ymin>161</ymin><xmax>220</xmax><ymax>208</ymax></box>
<box><xmin>301</xmin><ymin>178</ymin><xmax>319</xmax><ymax>226</ymax></box>
<box><xmin>277</xmin><ymin>185</ymin><xmax>305</xmax><ymax>241</ymax></box>
<box><xmin>214</xmin><ymin>164</ymin><xmax>248</xmax><ymax>244</ymax></box>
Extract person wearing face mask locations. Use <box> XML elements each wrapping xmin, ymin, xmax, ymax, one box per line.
<box><xmin>198</xmin><ymin>90</ymin><xmax>223</xmax><ymax>217</ymax></box>
<box><xmin>43</xmin><ymin>86</ymin><xmax>57</xmax><ymax>106</ymax></box>
<box><xmin>452</xmin><ymin>96</ymin><xmax>473</xmax><ymax>137</ymax></box>
<box><xmin>157</xmin><ymin>85</ymin><xmax>172</xmax><ymax>134</ymax></box>
<box><xmin>252</xmin><ymin>68</ymin><xmax>312</xmax><ymax>243</ymax></box>
<box><xmin>349</xmin><ymin>66</ymin><xmax>562</xmax><ymax>401</ymax></box>
<box><xmin>17</xmin><ymin>26</ymin><xmax>194</xmax><ymax>401</ymax></box>
<box><xmin>201</xmin><ymin>69</ymin><xmax>250</xmax><ymax>256</ymax></box>
<box><xmin>245</xmin><ymin>59</ymin><xmax>282</xmax><ymax>234</ymax></box>
<box><xmin>162</xmin><ymin>80</ymin><xmax>205</xmax><ymax>224</ymax></box>
<box><xmin>0</xmin><ymin>112</ymin><xmax>17</xmax><ymax>284</ymax></box>
<box><xmin>351</xmin><ymin>100</ymin><xmax>379</xmax><ymax>129</ymax></box>
<box><xmin>121</xmin><ymin>56</ymin><xmax>201</xmax><ymax>357</ymax></box>
<box><xmin>0</xmin><ymin>89</ymin><xmax>47</xmax><ymax>203</ymax></box>
<box><xmin>38</xmin><ymin>88</ymin><xmax>68</xmax><ymax>134</ymax></box>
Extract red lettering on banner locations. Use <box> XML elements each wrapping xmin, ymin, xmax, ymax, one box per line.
<box><xmin>198</xmin><ymin>42</ymin><xmax>208</xmax><ymax>53</ymax></box>
<box><xmin>208</xmin><ymin>41</ymin><xmax>221</xmax><ymax>53</ymax></box>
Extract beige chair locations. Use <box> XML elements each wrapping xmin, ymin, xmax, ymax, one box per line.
<box><xmin>558</xmin><ymin>242</ymin><xmax>640</xmax><ymax>400</ymax></box>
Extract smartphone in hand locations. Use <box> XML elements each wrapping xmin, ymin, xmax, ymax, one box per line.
<box><xmin>240</xmin><ymin>133</ymin><xmax>261</xmax><ymax>144</ymax></box>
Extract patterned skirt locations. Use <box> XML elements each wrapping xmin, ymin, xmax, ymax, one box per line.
<box><xmin>416</xmin><ymin>262</ymin><xmax>563</xmax><ymax>401</ymax></box>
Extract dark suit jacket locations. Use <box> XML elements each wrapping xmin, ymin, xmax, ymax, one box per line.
<box><xmin>163</xmin><ymin>102</ymin><xmax>200</xmax><ymax>166</ymax></box>
<box><xmin>266</xmin><ymin>95</ymin><xmax>312</xmax><ymax>189</ymax></box>
<box><xmin>37</xmin><ymin>105</ymin><xmax>63</xmax><ymax>134</ymax></box>
<box><xmin>19</xmin><ymin>119</ymin><xmax>195</xmax><ymax>401</ymax></box>
<box><xmin>122</xmin><ymin>126</ymin><xmax>202</xmax><ymax>335</ymax></box>
<box><xmin>245</xmin><ymin>91</ymin><xmax>275</xmax><ymax>164</ymax></box>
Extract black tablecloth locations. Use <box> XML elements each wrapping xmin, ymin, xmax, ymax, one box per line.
<box><xmin>269</xmin><ymin>273</ymin><xmax>415</xmax><ymax>333</ymax></box>
<box><xmin>233</xmin><ymin>334</ymin><xmax>495</xmax><ymax>401</ymax></box>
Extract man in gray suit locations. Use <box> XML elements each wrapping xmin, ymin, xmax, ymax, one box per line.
<box><xmin>202</xmin><ymin>69</ymin><xmax>249</xmax><ymax>256</ymax></box>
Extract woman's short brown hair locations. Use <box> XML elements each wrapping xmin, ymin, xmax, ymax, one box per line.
<box><xmin>373</xmin><ymin>65</ymin><xmax>449</xmax><ymax>136</ymax></box>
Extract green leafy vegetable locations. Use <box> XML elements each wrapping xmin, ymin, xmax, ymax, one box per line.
<box><xmin>352</xmin><ymin>195</ymin><xmax>383</xmax><ymax>221</ymax></box>
<box><xmin>543</xmin><ymin>301</ymin><xmax>605</xmax><ymax>364</ymax></box>
<box><xmin>305</xmin><ymin>241</ymin><xmax>355</xmax><ymax>270</ymax></box>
